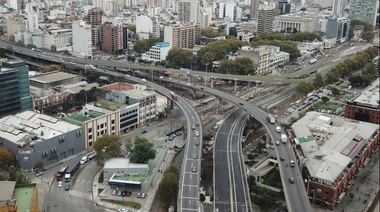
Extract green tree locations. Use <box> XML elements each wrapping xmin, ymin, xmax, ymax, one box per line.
<box><xmin>361</xmin><ymin>31</ymin><xmax>375</xmax><ymax>42</ymax></box>
<box><xmin>93</xmin><ymin>134</ymin><xmax>122</xmax><ymax>165</ymax></box>
<box><xmin>133</xmin><ymin>37</ymin><xmax>163</xmax><ymax>53</ymax></box>
<box><xmin>321</xmin><ymin>96</ymin><xmax>329</xmax><ymax>103</ymax></box>
<box><xmin>9</xmin><ymin>168</ymin><xmax>30</xmax><ymax>184</ymax></box>
<box><xmin>252</xmin><ymin>39</ymin><xmax>301</xmax><ymax>61</ymax></box>
<box><xmin>200</xmin><ymin>193</ymin><xmax>206</xmax><ymax>202</ymax></box>
<box><xmin>8</xmin><ymin>35</ymin><xmax>15</xmax><ymax>42</ymax></box>
<box><xmin>157</xmin><ymin>165</ymin><xmax>179</xmax><ymax>207</ymax></box>
<box><xmin>43</xmin><ymin>64</ymin><xmax>62</xmax><ymax>73</ymax></box>
<box><xmin>0</xmin><ymin>147</ymin><xmax>16</xmax><ymax>166</ymax></box>
<box><xmin>201</xmin><ymin>28</ymin><xmax>221</xmax><ymax>38</ymax></box>
<box><xmin>296</xmin><ymin>81</ymin><xmax>314</xmax><ymax>96</ymax></box>
<box><xmin>6</xmin><ymin>45</ymin><xmax>14</xmax><ymax>54</ymax></box>
<box><xmin>50</xmin><ymin>45</ymin><xmax>57</xmax><ymax>52</ymax></box>
<box><xmin>127</xmin><ymin>24</ymin><xmax>136</xmax><ymax>33</ymax></box>
<box><xmin>129</xmin><ymin>136</ymin><xmax>156</xmax><ymax>163</ymax></box>
<box><xmin>348</xmin><ymin>74</ymin><xmax>364</xmax><ymax>86</ymax></box>
<box><xmin>313</xmin><ymin>73</ymin><xmax>325</xmax><ymax>89</ymax></box>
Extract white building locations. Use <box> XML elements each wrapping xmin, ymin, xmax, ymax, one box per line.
<box><xmin>72</xmin><ymin>20</ymin><xmax>92</xmax><ymax>58</ymax></box>
<box><xmin>136</xmin><ymin>15</ymin><xmax>154</xmax><ymax>34</ymax></box>
<box><xmin>27</xmin><ymin>8</ymin><xmax>39</xmax><ymax>31</ymax></box>
<box><xmin>141</xmin><ymin>42</ymin><xmax>172</xmax><ymax>62</ymax></box>
<box><xmin>236</xmin><ymin>45</ymin><xmax>271</xmax><ymax>75</ymax></box>
<box><xmin>269</xmin><ymin>46</ymin><xmax>289</xmax><ymax>71</ymax></box>
<box><xmin>225</xmin><ymin>1</ymin><xmax>236</xmax><ymax>21</ymax></box>
<box><xmin>124</xmin><ymin>89</ymin><xmax>157</xmax><ymax>126</ymax></box>
<box><xmin>32</xmin><ymin>29</ymin><xmax>72</xmax><ymax>51</ymax></box>
<box><xmin>198</xmin><ymin>8</ymin><xmax>211</xmax><ymax>28</ymax></box>
<box><xmin>219</xmin><ymin>2</ymin><xmax>225</xmax><ymax>19</ymax></box>
<box><xmin>156</xmin><ymin>94</ymin><xmax>168</xmax><ymax>115</ymax></box>
<box><xmin>273</xmin><ymin>14</ymin><xmax>319</xmax><ymax>33</ymax></box>
<box><xmin>176</xmin><ymin>0</ymin><xmax>198</xmax><ymax>23</ymax></box>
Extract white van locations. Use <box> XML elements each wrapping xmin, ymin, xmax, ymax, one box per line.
<box><xmin>142</xmin><ymin>78</ymin><xmax>147</xmax><ymax>83</ymax></box>
<box><xmin>276</xmin><ymin>126</ymin><xmax>282</xmax><ymax>133</ymax></box>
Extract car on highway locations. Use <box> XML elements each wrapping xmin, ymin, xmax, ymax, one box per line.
<box><xmin>191</xmin><ymin>125</ymin><xmax>195</xmax><ymax>130</ymax></box>
<box><xmin>195</xmin><ymin>140</ymin><xmax>199</xmax><ymax>146</ymax></box>
<box><xmin>58</xmin><ymin>181</ymin><xmax>62</xmax><ymax>188</ymax></box>
<box><xmin>239</xmin><ymin>102</ymin><xmax>244</xmax><ymax>105</ymax></box>
<box><xmin>192</xmin><ymin>166</ymin><xmax>197</xmax><ymax>172</ymax></box>
<box><xmin>65</xmin><ymin>183</ymin><xmax>70</xmax><ymax>191</ymax></box>
<box><xmin>195</xmin><ymin>122</ymin><xmax>200</xmax><ymax>126</ymax></box>
<box><xmin>69</xmin><ymin>61</ymin><xmax>76</xmax><ymax>65</ymax></box>
<box><xmin>280</xmin><ymin>156</ymin><xmax>284</xmax><ymax>161</ymax></box>
<box><xmin>289</xmin><ymin>177</ymin><xmax>295</xmax><ymax>184</ymax></box>
<box><xmin>126</xmin><ymin>75</ymin><xmax>131</xmax><ymax>78</ymax></box>
<box><xmin>192</xmin><ymin>154</ymin><xmax>197</xmax><ymax>159</ymax></box>
<box><xmin>275</xmin><ymin>140</ymin><xmax>280</xmax><ymax>146</ymax></box>
<box><xmin>104</xmin><ymin>69</ymin><xmax>108</xmax><ymax>72</ymax></box>
<box><xmin>276</xmin><ymin>126</ymin><xmax>282</xmax><ymax>133</ymax></box>
<box><xmin>159</xmin><ymin>76</ymin><xmax>164</xmax><ymax>79</ymax></box>
<box><xmin>187</xmin><ymin>83</ymin><xmax>191</xmax><ymax>85</ymax></box>
<box><xmin>142</xmin><ymin>78</ymin><xmax>147</xmax><ymax>83</ymax></box>
<box><xmin>118</xmin><ymin>209</ymin><xmax>128</xmax><ymax>212</ymax></box>
<box><xmin>195</xmin><ymin>131</ymin><xmax>199</xmax><ymax>137</ymax></box>
<box><xmin>141</xmin><ymin>130</ymin><xmax>147</xmax><ymax>134</ymax></box>
<box><xmin>290</xmin><ymin>160</ymin><xmax>295</xmax><ymax>167</ymax></box>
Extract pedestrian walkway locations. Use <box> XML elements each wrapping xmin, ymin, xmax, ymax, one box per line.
<box><xmin>69</xmin><ymin>189</ymin><xmax>93</xmax><ymax>201</ymax></box>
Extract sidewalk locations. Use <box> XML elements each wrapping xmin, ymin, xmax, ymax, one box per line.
<box><xmin>92</xmin><ymin>149</ymin><xmax>176</xmax><ymax>212</ymax></box>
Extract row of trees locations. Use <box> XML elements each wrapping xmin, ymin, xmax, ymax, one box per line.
<box><xmin>133</xmin><ymin>37</ymin><xmax>164</xmax><ymax>54</ymax></box>
<box><xmin>296</xmin><ymin>46</ymin><xmax>379</xmax><ymax>96</ymax></box>
<box><xmin>251</xmin><ymin>39</ymin><xmax>301</xmax><ymax>61</ymax></box>
<box><xmin>256</xmin><ymin>32</ymin><xmax>323</xmax><ymax>42</ymax></box>
<box><xmin>157</xmin><ymin>164</ymin><xmax>180</xmax><ymax>208</ymax></box>
<box><xmin>215</xmin><ymin>57</ymin><xmax>256</xmax><ymax>75</ymax></box>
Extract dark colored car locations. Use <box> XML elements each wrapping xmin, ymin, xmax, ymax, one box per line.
<box><xmin>141</xmin><ymin>130</ymin><xmax>147</xmax><ymax>134</ymax></box>
<box><xmin>289</xmin><ymin>177</ymin><xmax>295</xmax><ymax>184</ymax></box>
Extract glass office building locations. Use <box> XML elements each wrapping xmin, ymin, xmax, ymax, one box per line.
<box><xmin>0</xmin><ymin>60</ymin><xmax>33</xmax><ymax>117</ymax></box>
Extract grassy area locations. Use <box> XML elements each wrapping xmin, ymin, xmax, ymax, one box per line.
<box><xmin>98</xmin><ymin>188</ymin><xmax>104</xmax><ymax>195</ymax></box>
<box><xmin>98</xmin><ymin>171</ymin><xmax>104</xmax><ymax>183</ymax></box>
<box><xmin>101</xmin><ymin>199</ymin><xmax>141</xmax><ymax>209</ymax></box>
<box><xmin>262</xmin><ymin>168</ymin><xmax>283</xmax><ymax>189</ymax></box>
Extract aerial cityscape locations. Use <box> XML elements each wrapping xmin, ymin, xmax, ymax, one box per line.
<box><xmin>0</xmin><ymin>0</ymin><xmax>379</xmax><ymax>212</ymax></box>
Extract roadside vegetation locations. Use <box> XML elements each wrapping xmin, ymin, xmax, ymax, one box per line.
<box><xmin>101</xmin><ymin>199</ymin><xmax>141</xmax><ymax>209</ymax></box>
<box><xmin>156</xmin><ymin>164</ymin><xmax>180</xmax><ymax>209</ymax></box>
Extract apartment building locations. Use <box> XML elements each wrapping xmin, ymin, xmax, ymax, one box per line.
<box><xmin>6</xmin><ymin>15</ymin><xmax>26</xmax><ymax>41</ymax></box>
<box><xmin>349</xmin><ymin>0</ymin><xmax>379</xmax><ymax>26</ymax></box>
<box><xmin>292</xmin><ymin>111</ymin><xmax>379</xmax><ymax>210</ymax></box>
<box><xmin>344</xmin><ymin>78</ymin><xmax>380</xmax><ymax>125</ymax></box>
<box><xmin>0</xmin><ymin>60</ymin><xmax>33</xmax><ymax>118</ymax></box>
<box><xmin>87</xmin><ymin>7</ymin><xmax>104</xmax><ymax>47</ymax></box>
<box><xmin>72</xmin><ymin>20</ymin><xmax>92</xmax><ymax>58</ymax></box>
<box><xmin>164</xmin><ymin>24</ymin><xmax>201</xmax><ymax>49</ymax></box>
<box><xmin>32</xmin><ymin>28</ymin><xmax>72</xmax><ymax>51</ymax></box>
<box><xmin>256</xmin><ymin>3</ymin><xmax>275</xmax><ymax>35</ymax></box>
<box><xmin>176</xmin><ymin>0</ymin><xmax>198</xmax><ymax>23</ymax></box>
<box><xmin>102</xmin><ymin>19</ymin><xmax>123</xmax><ymax>55</ymax></box>
<box><xmin>236</xmin><ymin>45</ymin><xmax>271</xmax><ymax>75</ymax></box>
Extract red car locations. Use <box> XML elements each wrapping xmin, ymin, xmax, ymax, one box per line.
<box><xmin>289</xmin><ymin>177</ymin><xmax>295</xmax><ymax>184</ymax></box>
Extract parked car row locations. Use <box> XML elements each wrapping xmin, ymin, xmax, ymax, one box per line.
<box><xmin>168</xmin><ymin>131</ymin><xmax>182</xmax><ymax>141</ymax></box>
<box><xmin>112</xmin><ymin>190</ymin><xmax>132</xmax><ymax>197</ymax></box>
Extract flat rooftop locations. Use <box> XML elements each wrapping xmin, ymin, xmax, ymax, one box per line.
<box><xmin>0</xmin><ymin>181</ymin><xmax>16</xmax><ymax>201</ymax></box>
<box><xmin>64</xmin><ymin>82</ymin><xmax>100</xmax><ymax>94</ymax></box>
<box><xmin>61</xmin><ymin>111</ymin><xmax>104</xmax><ymax>126</ymax></box>
<box><xmin>124</xmin><ymin>89</ymin><xmax>156</xmax><ymax>99</ymax></box>
<box><xmin>95</xmin><ymin>99</ymin><xmax>125</xmax><ymax>111</ymax></box>
<box><xmin>292</xmin><ymin>111</ymin><xmax>379</xmax><ymax>184</ymax></box>
<box><xmin>352</xmin><ymin>78</ymin><xmax>379</xmax><ymax>109</ymax></box>
<box><xmin>0</xmin><ymin>111</ymin><xmax>81</xmax><ymax>145</ymax></box>
<box><xmin>13</xmin><ymin>184</ymin><xmax>36</xmax><ymax>212</ymax></box>
<box><xmin>30</xmin><ymin>71</ymin><xmax>78</xmax><ymax>84</ymax></box>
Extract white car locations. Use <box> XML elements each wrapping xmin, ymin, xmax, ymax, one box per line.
<box><xmin>126</xmin><ymin>75</ymin><xmax>131</xmax><ymax>78</ymax></box>
<box><xmin>195</xmin><ymin>131</ymin><xmax>199</xmax><ymax>137</ymax></box>
<box><xmin>159</xmin><ymin>76</ymin><xmax>164</xmax><ymax>79</ymax></box>
<box><xmin>118</xmin><ymin>209</ymin><xmax>128</xmax><ymax>212</ymax></box>
<box><xmin>58</xmin><ymin>181</ymin><xmax>62</xmax><ymax>188</ymax></box>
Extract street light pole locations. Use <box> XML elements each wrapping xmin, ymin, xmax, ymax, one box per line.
<box><xmin>204</xmin><ymin>63</ymin><xmax>209</xmax><ymax>87</ymax></box>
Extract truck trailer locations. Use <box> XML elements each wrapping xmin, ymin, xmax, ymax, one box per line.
<box><xmin>64</xmin><ymin>161</ymin><xmax>80</xmax><ymax>182</ymax></box>
<box><xmin>80</xmin><ymin>151</ymin><xmax>96</xmax><ymax>165</ymax></box>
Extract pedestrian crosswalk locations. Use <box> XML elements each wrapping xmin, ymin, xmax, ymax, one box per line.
<box><xmin>69</xmin><ymin>189</ymin><xmax>93</xmax><ymax>201</ymax></box>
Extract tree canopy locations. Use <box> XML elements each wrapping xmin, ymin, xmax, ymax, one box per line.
<box><xmin>296</xmin><ymin>81</ymin><xmax>314</xmax><ymax>96</ymax></box>
<box><xmin>216</xmin><ymin>57</ymin><xmax>256</xmax><ymax>75</ymax></box>
<box><xmin>93</xmin><ymin>134</ymin><xmax>122</xmax><ymax>165</ymax></box>
<box><xmin>197</xmin><ymin>38</ymin><xmax>246</xmax><ymax>64</ymax></box>
<box><xmin>129</xmin><ymin>136</ymin><xmax>156</xmax><ymax>164</ymax></box>
<box><xmin>0</xmin><ymin>147</ymin><xmax>16</xmax><ymax>166</ymax></box>
<box><xmin>166</xmin><ymin>48</ymin><xmax>196</xmax><ymax>69</ymax></box>
<box><xmin>133</xmin><ymin>37</ymin><xmax>164</xmax><ymax>53</ymax></box>
<box><xmin>157</xmin><ymin>164</ymin><xmax>179</xmax><ymax>207</ymax></box>
<box><xmin>256</xmin><ymin>32</ymin><xmax>323</xmax><ymax>42</ymax></box>
<box><xmin>251</xmin><ymin>39</ymin><xmax>301</xmax><ymax>61</ymax></box>
<box><xmin>201</xmin><ymin>28</ymin><xmax>223</xmax><ymax>38</ymax></box>
<box><xmin>43</xmin><ymin>64</ymin><xmax>62</xmax><ymax>73</ymax></box>
<box><xmin>127</xmin><ymin>24</ymin><xmax>136</xmax><ymax>33</ymax></box>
